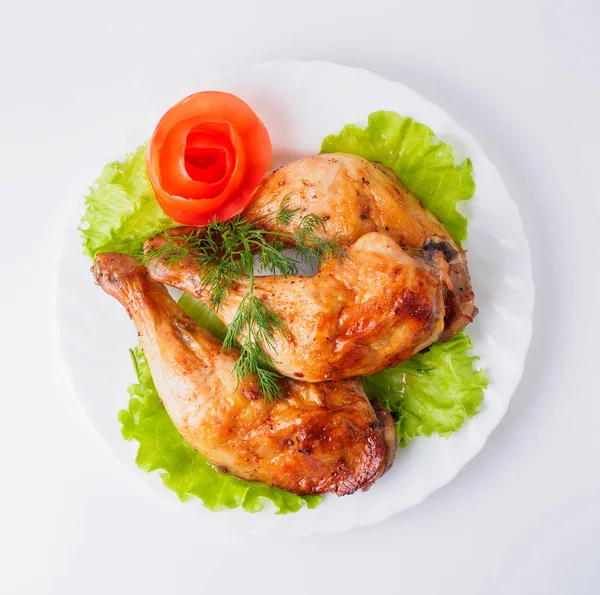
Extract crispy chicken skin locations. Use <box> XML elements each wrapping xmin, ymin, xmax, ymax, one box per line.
<box><xmin>93</xmin><ymin>253</ymin><xmax>395</xmax><ymax>495</ymax></box>
<box><xmin>145</xmin><ymin>232</ymin><xmax>446</xmax><ymax>382</ymax></box>
<box><xmin>242</xmin><ymin>153</ymin><xmax>477</xmax><ymax>340</ymax></box>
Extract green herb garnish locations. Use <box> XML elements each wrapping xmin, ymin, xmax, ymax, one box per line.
<box><xmin>143</xmin><ymin>201</ymin><xmax>346</xmax><ymax>402</ymax></box>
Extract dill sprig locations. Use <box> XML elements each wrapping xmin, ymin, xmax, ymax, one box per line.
<box><xmin>142</xmin><ymin>200</ymin><xmax>346</xmax><ymax>402</ymax></box>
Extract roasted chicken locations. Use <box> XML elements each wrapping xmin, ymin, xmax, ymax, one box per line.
<box><xmin>243</xmin><ymin>153</ymin><xmax>477</xmax><ymax>340</ymax></box>
<box><xmin>93</xmin><ymin>253</ymin><xmax>396</xmax><ymax>495</ymax></box>
<box><xmin>145</xmin><ymin>232</ymin><xmax>447</xmax><ymax>382</ymax></box>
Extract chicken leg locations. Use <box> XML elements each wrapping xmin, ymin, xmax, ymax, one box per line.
<box><xmin>93</xmin><ymin>253</ymin><xmax>396</xmax><ymax>496</ymax></box>
<box><xmin>144</xmin><ymin>232</ymin><xmax>446</xmax><ymax>382</ymax></box>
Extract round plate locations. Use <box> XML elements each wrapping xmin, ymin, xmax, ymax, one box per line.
<box><xmin>58</xmin><ymin>61</ymin><xmax>534</xmax><ymax>536</ymax></box>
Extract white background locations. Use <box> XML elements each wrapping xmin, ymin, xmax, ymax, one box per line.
<box><xmin>2</xmin><ymin>0</ymin><xmax>599</xmax><ymax>593</ymax></box>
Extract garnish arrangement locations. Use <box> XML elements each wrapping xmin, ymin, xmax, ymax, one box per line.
<box><xmin>81</xmin><ymin>92</ymin><xmax>487</xmax><ymax>513</ymax></box>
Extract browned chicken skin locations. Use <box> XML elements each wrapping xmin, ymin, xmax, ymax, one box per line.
<box><xmin>145</xmin><ymin>232</ymin><xmax>446</xmax><ymax>382</ymax></box>
<box><xmin>93</xmin><ymin>253</ymin><xmax>396</xmax><ymax>495</ymax></box>
<box><xmin>243</xmin><ymin>153</ymin><xmax>477</xmax><ymax>340</ymax></box>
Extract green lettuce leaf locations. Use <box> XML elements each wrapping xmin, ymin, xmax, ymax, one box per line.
<box><xmin>85</xmin><ymin>110</ymin><xmax>485</xmax><ymax>512</ymax></box>
<box><xmin>321</xmin><ymin>111</ymin><xmax>476</xmax><ymax>244</ymax></box>
<box><xmin>363</xmin><ymin>332</ymin><xmax>488</xmax><ymax>446</ymax></box>
<box><xmin>119</xmin><ymin>297</ymin><xmax>320</xmax><ymax>514</ymax></box>
<box><xmin>79</xmin><ymin>144</ymin><xmax>177</xmax><ymax>260</ymax></box>
<box><xmin>177</xmin><ymin>293</ymin><xmax>228</xmax><ymax>342</ymax></box>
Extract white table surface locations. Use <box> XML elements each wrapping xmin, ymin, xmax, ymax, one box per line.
<box><xmin>2</xmin><ymin>1</ymin><xmax>599</xmax><ymax>593</ymax></box>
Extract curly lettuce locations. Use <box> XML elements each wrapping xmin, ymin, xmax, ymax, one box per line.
<box><xmin>119</xmin><ymin>298</ymin><xmax>320</xmax><ymax>514</ymax></box>
<box><xmin>79</xmin><ymin>144</ymin><xmax>176</xmax><ymax>259</ymax></box>
<box><xmin>363</xmin><ymin>332</ymin><xmax>488</xmax><ymax>446</ymax></box>
<box><xmin>321</xmin><ymin>111</ymin><xmax>476</xmax><ymax>244</ymax></box>
<box><xmin>83</xmin><ymin>109</ymin><xmax>486</xmax><ymax>513</ymax></box>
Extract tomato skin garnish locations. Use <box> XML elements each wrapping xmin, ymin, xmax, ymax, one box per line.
<box><xmin>147</xmin><ymin>92</ymin><xmax>272</xmax><ymax>225</ymax></box>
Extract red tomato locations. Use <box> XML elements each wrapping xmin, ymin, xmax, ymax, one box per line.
<box><xmin>146</xmin><ymin>91</ymin><xmax>272</xmax><ymax>225</ymax></box>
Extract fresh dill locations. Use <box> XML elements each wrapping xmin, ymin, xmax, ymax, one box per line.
<box><xmin>142</xmin><ymin>200</ymin><xmax>346</xmax><ymax>402</ymax></box>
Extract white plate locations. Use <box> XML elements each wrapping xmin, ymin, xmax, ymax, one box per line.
<box><xmin>58</xmin><ymin>60</ymin><xmax>534</xmax><ymax>536</ymax></box>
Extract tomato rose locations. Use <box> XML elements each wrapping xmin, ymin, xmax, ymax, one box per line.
<box><xmin>146</xmin><ymin>91</ymin><xmax>272</xmax><ymax>225</ymax></box>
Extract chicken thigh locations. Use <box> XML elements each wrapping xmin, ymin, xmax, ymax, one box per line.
<box><xmin>243</xmin><ymin>153</ymin><xmax>477</xmax><ymax>340</ymax></box>
<box><xmin>93</xmin><ymin>253</ymin><xmax>396</xmax><ymax>495</ymax></box>
<box><xmin>145</xmin><ymin>232</ymin><xmax>446</xmax><ymax>382</ymax></box>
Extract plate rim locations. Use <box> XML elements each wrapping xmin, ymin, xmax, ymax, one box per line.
<box><xmin>56</xmin><ymin>59</ymin><xmax>535</xmax><ymax>535</ymax></box>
